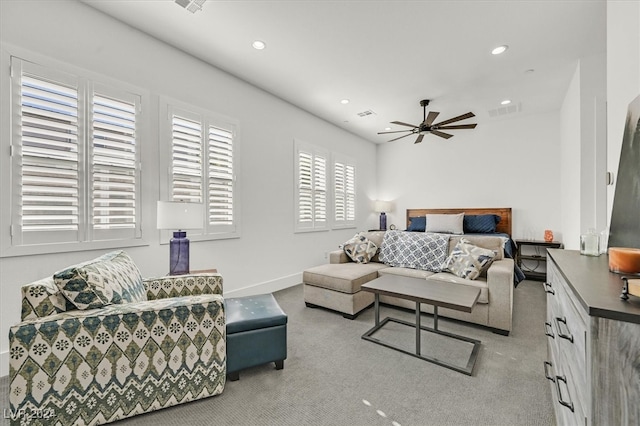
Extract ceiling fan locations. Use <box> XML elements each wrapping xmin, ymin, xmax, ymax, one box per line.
<box><xmin>378</xmin><ymin>99</ymin><xmax>477</xmax><ymax>143</ymax></box>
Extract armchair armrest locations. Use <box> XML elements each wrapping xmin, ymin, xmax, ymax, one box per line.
<box><xmin>143</xmin><ymin>273</ymin><xmax>223</xmax><ymax>300</ymax></box>
<box><xmin>329</xmin><ymin>250</ymin><xmax>351</xmax><ymax>264</ymax></box>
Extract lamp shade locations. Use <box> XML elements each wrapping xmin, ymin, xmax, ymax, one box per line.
<box><xmin>157</xmin><ymin>201</ymin><xmax>204</xmax><ymax>230</ymax></box>
<box><xmin>373</xmin><ymin>200</ymin><xmax>393</xmax><ymax>213</ymax></box>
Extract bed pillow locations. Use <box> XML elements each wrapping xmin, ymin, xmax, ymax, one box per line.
<box><xmin>341</xmin><ymin>233</ymin><xmax>379</xmax><ymax>264</ymax></box>
<box><xmin>425</xmin><ymin>213</ymin><xmax>464</xmax><ymax>234</ymax></box>
<box><xmin>444</xmin><ymin>238</ymin><xmax>497</xmax><ymax>280</ymax></box>
<box><xmin>54</xmin><ymin>250</ymin><xmax>146</xmax><ymax>310</ymax></box>
<box><xmin>407</xmin><ymin>216</ymin><xmax>426</xmax><ymax>232</ymax></box>
<box><xmin>464</xmin><ymin>214</ymin><xmax>501</xmax><ymax>233</ymax></box>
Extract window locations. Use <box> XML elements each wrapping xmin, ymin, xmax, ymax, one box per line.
<box><xmin>4</xmin><ymin>57</ymin><xmax>142</xmax><ymax>255</ymax></box>
<box><xmin>333</xmin><ymin>158</ymin><xmax>356</xmax><ymax>228</ymax></box>
<box><xmin>162</xmin><ymin>102</ymin><xmax>239</xmax><ymax>239</ymax></box>
<box><xmin>295</xmin><ymin>140</ymin><xmax>327</xmax><ymax>232</ymax></box>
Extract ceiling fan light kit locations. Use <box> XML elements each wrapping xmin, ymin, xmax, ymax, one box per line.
<box><xmin>378</xmin><ymin>99</ymin><xmax>477</xmax><ymax>143</ymax></box>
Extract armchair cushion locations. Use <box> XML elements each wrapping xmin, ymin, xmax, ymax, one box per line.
<box><xmin>54</xmin><ymin>250</ymin><xmax>146</xmax><ymax>310</ymax></box>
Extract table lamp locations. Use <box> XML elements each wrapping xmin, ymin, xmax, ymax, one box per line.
<box><xmin>373</xmin><ymin>200</ymin><xmax>393</xmax><ymax>231</ymax></box>
<box><xmin>157</xmin><ymin>201</ymin><xmax>204</xmax><ymax>275</ymax></box>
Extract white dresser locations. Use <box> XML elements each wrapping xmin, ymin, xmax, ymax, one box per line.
<box><xmin>545</xmin><ymin>249</ymin><xmax>640</xmax><ymax>426</ymax></box>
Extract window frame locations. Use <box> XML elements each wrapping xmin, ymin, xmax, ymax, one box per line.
<box><xmin>294</xmin><ymin>139</ymin><xmax>329</xmax><ymax>233</ymax></box>
<box><xmin>1</xmin><ymin>52</ymin><xmax>148</xmax><ymax>258</ymax></box>
<box><xmin>159</xmin><ymin>97</ymin><xmax>241</xmax><ymax>242</ymax></box>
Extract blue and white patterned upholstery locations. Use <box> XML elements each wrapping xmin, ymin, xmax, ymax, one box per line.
<box><xmin>9</xmin><ymin>253</ymin><xmax>226</xmax><ymax>426</ymax></box>
<box><xmin>379</xmin><ymin>230</ymin><xmax>450</xmax><ymax>272</ymax></box>
<box><xmin>444</xmin><ymin>238</ymin><xmax>497</xmax><ymax>280</ymax></box>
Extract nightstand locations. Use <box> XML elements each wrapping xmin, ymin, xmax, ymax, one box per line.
<box><xmin>515</xmin><ymin>240</ymin><xmax>563</xmax><ymax>281</ymax></box>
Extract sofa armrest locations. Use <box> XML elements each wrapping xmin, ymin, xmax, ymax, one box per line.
<box><xmin>329</xmin><ymin>250</ymin><xmax>352</xmax><ymax>264</ymax></box>
<box><xmin>143</xmin><ymin>273</ymin><xmax>223</xmax><ymax>300</ymax></box>
<box><xmin>9</xmin><ymin>294</ymin><xmax>226</xmax><ymax>423</ymax></box>
<box><xmin>485</xmin><ymin>258</ymin><xmax>514</xmax><ymax>332</ymax></box>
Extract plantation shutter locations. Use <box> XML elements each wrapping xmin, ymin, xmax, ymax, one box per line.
<box><xmin>171</xmin><ymin>115</ymin><xmax>203</xmax><ymax>203</ymax></box>
<box><xmin>91</xmin><ymin>87</ymin><xmax>141</xmax><ymax>239</ymax></box>
<box><xmin>295</xmin><ymin>142</ymin><xmax>327</xmax><ymax>231</ymax></box>
<box><xmin>14</xmin><ymin>60</ymin><xmax>82</xmax><ymax>245</ymax></box>
<box><xmin>334</xmin><ymin>160</ymin><xmax>356</xmax><ymax>227</ymax></box>
<box><xmin>208</xmin><ymin>125</ymin><xmax>234</xmax><ymax>227</ymax></box>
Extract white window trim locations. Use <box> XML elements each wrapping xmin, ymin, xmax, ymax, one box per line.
<box><xmin>294</xmin><ymin>139</ymin><xmax>329</xmax><ymax>233</ymax></box>
<box><xmin>332</xmin><ymin>154</ymin><xmax>357</xmax><ymax>230</ymax></box>
<box><xmin>159</xmin><ymin>97</ymin><xmax>241</xmax><ymax>242</ymax></box>
<box><xmin>1</xmin><ymin>49</ymin><xmax>149</xmax><ymax>258</ymax></box>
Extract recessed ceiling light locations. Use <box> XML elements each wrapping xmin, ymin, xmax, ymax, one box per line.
<box><xmin>252</xmin><ymin>40</ymin><xmax>266</xmax><ymax>50</ymax></box>
<box><xmin>491</xmin><ymin>45</ymin><xmax>508</xmax><ymax>55</ymax></box>
<box><xmin>501</xmin><ymin>100</ymin><xmax>511</xmax><ymax>105</ymax></box>
<box><xmin>340</xmin><ymin>99</ymin><xmax>350</xmax><ymax>105</ymax></box>
<box><xmin>384</xmin><ymin>127</ymin><xmax>391</xmax><ymax>131</ymax></box>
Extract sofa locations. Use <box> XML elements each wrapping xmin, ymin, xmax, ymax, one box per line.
<box><xmin>303</xmin><ymin>230</ymin><xmax>514</xmax><ymax>335</ymax></box>
<box><xmin>8</xmin><ymin>250</ymin><xmax>226</xmax><ymax>426</ymax></box>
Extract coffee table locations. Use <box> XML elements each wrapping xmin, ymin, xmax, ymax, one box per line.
<box><xmin>361</xmin><ymin>274</ymin><xmax>482</xmax><ymax>375</ymax></box>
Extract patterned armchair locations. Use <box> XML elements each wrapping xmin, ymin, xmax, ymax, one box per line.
<box><xmin>8</xmin><ymin>251</ymin><xmax>226</xmax><ymax>426</ymax></box>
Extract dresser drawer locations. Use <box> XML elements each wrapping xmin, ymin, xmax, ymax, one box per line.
<box><xmin>544</xmin><ymin>349</ymin><xmax>587</xmax><ymax>426</ymax></box>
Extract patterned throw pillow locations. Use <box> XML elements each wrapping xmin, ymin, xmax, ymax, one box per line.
<box><xmin>444</xmin><ymin>238</ymin><xmax>497</xmax><ymax>280</ymax></box>
<box><xmin>379</xmin><ymin>230</ymin><xmax>450</xmax><ymax>272</ymax></box>
<box><xmin>54</xmin><ymin>250</ymin><xmax>147</xmax><ymax>310</ymax></box>
<box><xmin>341</xmin><ymin>233</ymin><xmax>379</xmax><ymax>264</ymax></box>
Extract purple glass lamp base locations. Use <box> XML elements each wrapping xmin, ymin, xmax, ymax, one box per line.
<box><xmin>169</xmin><ymin>231</ymin><xmax>190</xmax><ymax>275</ymax></box>
<box><xmin>379</xmin><ymin>212</ymin><xmax>387</xmax><ymax>231</ymax></box>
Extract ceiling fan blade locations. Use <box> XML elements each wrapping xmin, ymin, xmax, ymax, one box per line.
<box><xmin>377</xmin><ymin>129</ymin><xmax>415</xmax><ymax>135</ymax></box>
<box><xmin>430</xmin><ymin>130</ymin><xmax>454</xmax><ymax>139</ymax></box>
<box><xmin>436</xmin><ymin>123</ymin><xmax>478</xmax><ymax>130</ymax></box>
<box><xmin>391</xmin><ymin>121</ymin><xmax>419</xmax><ymax>128</ymax></box>
<box><xmin>387</xmin><ymin>133</ymin><xmax>415</xmax><ymax>142</ymax></box>
<box><xmin>433</xmin><ymin>112</ymin><xmax>475</xmax><ymax>127</ymax></box>
<box><xmin>425</xmin><ymin>111</ymin><xmax>440</xmax><ymax>126</ymax></box>
<box><xmin>414</xmin><ymin>134</ymin><xmax>425</xmax><ymax>144</ymax></box>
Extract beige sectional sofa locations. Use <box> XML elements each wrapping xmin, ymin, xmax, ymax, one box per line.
<box><xmin>303</xmin><ymin>231</ymin><xmax>514</xmax><ymax>335</ymax></box>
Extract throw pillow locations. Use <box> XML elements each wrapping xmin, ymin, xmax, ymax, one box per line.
<box><xmin>426</xmin><ymin>213</ymin><xmax>464</xmax><ymax>234</ymax></box>
<box><xmin>341</xmin><ymin>233</ymin><xmax>379</xmax><ymax>264</ymax></box>
<box><xmin>463</xmin><ymin>214</ymin><xmax>501</xmax><ymax>233</ymax></box>
<box><xmin>444</xmin><ymin>238</ymin><xmax>497</xmax><ymax>280</ymax></box>
<box><xmin>54</xmin><ymin>250</ymin><xmax>147</xmax><ymax>310</ymax></box>
<box><xmin>407</xmin><ymin>216</ymin><xmax>426</xmax><ymax>232</ymax></box>
<box><xmin>379</xmin><ymin>230</ymin><xmax>450</xmax><ymax>272</ymax></box>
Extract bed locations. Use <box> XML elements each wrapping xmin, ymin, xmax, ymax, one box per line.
<box><xmin>405</xmin><ymin>207</ymin><xmax>525</xmax><ymax>285</ymax></box>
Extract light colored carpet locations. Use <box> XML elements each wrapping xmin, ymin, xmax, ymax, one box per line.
<box><xmin>1</xmin><ymin>280</ymin><xmax>555</xmax><ymax>426</ymax></box>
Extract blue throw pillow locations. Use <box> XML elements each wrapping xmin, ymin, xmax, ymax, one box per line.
<box><xmin>463</xmin><ymin>214</ymin><xmax>501</xmax><ymax>233</ymax></box>
<box><xmin>407</xmin><ymin>216</ymin><xmax>426</xmax><ymax>232</ymax></box>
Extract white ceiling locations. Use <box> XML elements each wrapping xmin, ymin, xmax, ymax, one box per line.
<box><xmin>82</xmin><ymin>0</ymin><xmax>606</xmax><ymax>143</ymax></box>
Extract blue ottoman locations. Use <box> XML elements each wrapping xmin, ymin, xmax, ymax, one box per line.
<box><xmin>226</xmin><ymin>293</ymin><xmax>288</xmax><ymax>381</ymax></box>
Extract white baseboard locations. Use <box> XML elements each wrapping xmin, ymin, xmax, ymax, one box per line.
<box><xmin>224</xmin><ymin>272</ymin><xmax>302</xmax><ymax>298</ymax></box>
<box><xmin>1</xmin><ymin>351</ymin><xmax>7</xmax><ymax>377</ymax></box>
<box><xmin>0</xmin><ymin>274</ymin><xmax>302</xmax><ymax>379</ymax></box>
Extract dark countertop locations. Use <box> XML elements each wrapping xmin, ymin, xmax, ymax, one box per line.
<box><xmin>548</xmin><ymin>249</ymin><xmax>640</xmax><ymax>324</ymax></box>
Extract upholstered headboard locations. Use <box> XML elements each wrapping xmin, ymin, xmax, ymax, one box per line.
<box><xmin>406</xmin><ymin>207</ymin><xmax>512</xmax><ymax>235</ymax></box>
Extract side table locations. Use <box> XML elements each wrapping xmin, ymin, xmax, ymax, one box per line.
<box><xmin>515</xmin><ymin>240</ymin><xmax>563</xmax><ymax>281</ymax></box>
<box><xmin>171</xmin><ymin>268</ymin><xmax>218</xmax><ymax>275</ymax></box>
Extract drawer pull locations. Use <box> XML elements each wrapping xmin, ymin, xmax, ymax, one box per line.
<box><xmin>554</xmin><ymin>316</ymin><xmax>574</xmax><ymax>343</ymax></box>
<box><xmin>555</xmin><ymin>375</ymin><xmax>575</xmax><ymax>412</ymax></box>
<box><xmin>544</xmin><ymin>282</ymin><xmax>555</xmax><ymax>295</ymax></box>
<box><xmin>544</xmin><ymin>321</ymin><xmax>555</xmax><ymax>338</ymax></box>
<box><xmin>543</xmin><ymin>361</ymin><xmax>555</xmax><ymax>382</ymax></box>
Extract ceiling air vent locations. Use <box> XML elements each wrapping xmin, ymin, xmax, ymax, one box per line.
<box><xmin>488</xmin><ymin>102</ymin><xmax>522</xmax><ymax>118</ymax></box>
<box><xmin>175</xmin><ymin>0</ymin><xmax>206</xmax><ymax>13</ymax></box>
<box><xmin>357</xmin><ymin>110</ymin><xmax>376</xmax><ymax>117</ymax></box>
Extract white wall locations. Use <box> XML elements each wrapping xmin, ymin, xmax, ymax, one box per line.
<box><xmin>376</xmin><ymin>111</ymin><xmax>562</xmax><ymax>241</ymax></box>
<box><xmin>560</xmin><ymin>65</ymin><xmax>582</xmax><ymax>250</ymax></box>
<box><xmin>0</xmin><ymin>0</ymin><xmax>377</xmax><ymax>376</ymax></box>
<box><xmin>606</xmin><ymin>0</ymin><xmax>640</xmax><ymax>224</ymax></box>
